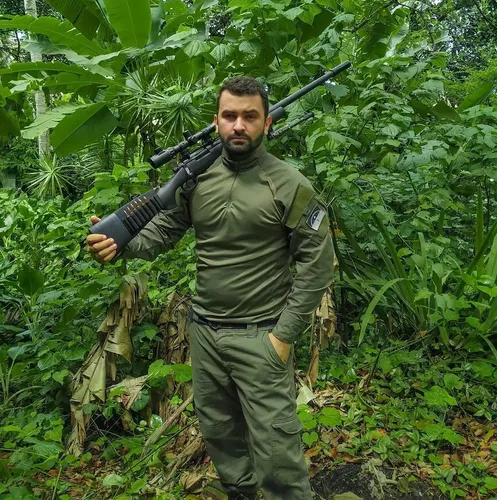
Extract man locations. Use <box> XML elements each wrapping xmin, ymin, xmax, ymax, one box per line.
<box><xmin>87</xmin><ymin>76</ymin><xmax>334</xmax><ymax>500</ymax></box>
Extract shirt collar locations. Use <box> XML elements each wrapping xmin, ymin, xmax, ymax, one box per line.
<box><xmin>222</xmin><ymin>143</ymin><xmax>267</xmax><ymax>172</ymax></box>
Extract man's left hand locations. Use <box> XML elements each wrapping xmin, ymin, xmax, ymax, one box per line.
<box><xmin>268</xmin><ymin>333</ymin><xmax>291</xmax><ymax>363</ymax></box>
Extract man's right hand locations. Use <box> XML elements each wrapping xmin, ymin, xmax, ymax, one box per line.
<box><xmin>86</xmin><ymin>216</ymin><xmax>117</xmax><ymax>264</ymax></box>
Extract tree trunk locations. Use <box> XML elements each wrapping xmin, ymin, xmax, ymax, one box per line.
<box><xmin>23</xmin><ymin>0</ymin><xmax>50</xmax><ymax>159</ymax></box>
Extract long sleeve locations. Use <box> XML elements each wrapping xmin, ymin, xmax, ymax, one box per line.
<box><xmin>272</xmin><ymin>195</ymin><xmax>334</xmax><ymax>344</ymax></box>
<box><xmin>119</xmin><ymin>193</ymin><xmax>192</xmax><ymax>261</ymax></box>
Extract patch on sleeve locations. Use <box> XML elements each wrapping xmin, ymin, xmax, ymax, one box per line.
<box><xmin>306</xmin><ymin>205</ymin><xmax>326</xmax><ymax>231</ymax></box>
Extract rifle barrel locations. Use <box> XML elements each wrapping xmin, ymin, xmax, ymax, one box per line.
<box><xmin>269</xmin><ymin>61</ymin><xmax>351</xmax><ymax>112</ymax></box>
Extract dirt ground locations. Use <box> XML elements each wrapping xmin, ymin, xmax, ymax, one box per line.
<box><xmin>311</xmin><ymin>462</ymin><xmax>448</xmax><ymax>500</ymax></box>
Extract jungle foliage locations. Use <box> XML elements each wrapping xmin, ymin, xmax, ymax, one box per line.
<box><xmin>1</xmin><ymin>0</ymin><xmax>497</xmax><ymax>498</ymax></box>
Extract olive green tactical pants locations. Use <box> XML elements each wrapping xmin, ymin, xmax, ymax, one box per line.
<box><xmin>188</xmin><ymin>311</ymin><xmax>312</xmax><ymax>499</ymax></box>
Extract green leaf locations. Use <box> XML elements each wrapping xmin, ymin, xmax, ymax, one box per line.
<box><xmin>283</xmin><ymin>7</ymin><xmax>304</xmax><ymax>20</ymax></box>
<box><xmin>102</xmin><ymin>473</ymin><xmax>126</xmax><ymax>487</ymax></box>
<box><xmin>184</xmin><ymin>39</ymin><xmax>209</xmax><ymax>58</ymax></box>
<box><xmin>457</xmin><ymin>217</ymin><xmax>497</xmax><ymax>296</ymax></box>
<box><xmin>102</xmin><ymin>0</ymin><xmax>151</xmax><ymax>48</ymax></box>
<box><xmin>318</xmin><ymin>407</ymin><xmax>341</xmax><ymax>427</ymax></box>
<box><xmin>52</xmin><ymin>369</ymin><xmax>69</xmax><ymax>384</ymax></box>
<box><xmin>386</xmin><ymin>23</ymin><xmax>409</xmax><ymax>56</ymax></box>
<box><xmin>239</xmin><ymin>40</ymin><xmax>260</xmax><ymax>56</ymax></box>
<box><xmin>50</xmin><ymin>103</ymin><xmax>119</xmax><ymax>157</ymax></box>
<box><xmin>128</xmin><ymin>478</ymin><xmax>147</xmax><ymax>494</ymax></box>
<box><xmin>326</xmin><ymin>84</ymin><xmax>349</xmax><ymax>99</ymax></box>
<box><xmin>297</xmin><ymin>407</ymin><xmax>317</xmax><ymax>431</ymax></box>
<box><xmin>132</xmin><ymin>324</ymin><xmax>159</xmax><ymax>340</ymax></box>
<box><xmin>302</xmin><ymin>431</ymin><xmax>318</xmax><ymax>446</ymax></box>
<box><xmin>24</xmin><ymin>437</ymin><xmax>63</xmax><ymax>457</ymax></box>
<box><xmin>44</xmin><ymin>72</ymin><xmax>111</xmax><ymax>90</ymax></box>
<box><xmin>459</xmin><ymin>82</ymin><xmax>495</xmax><ymax>111</ymax></box>
<box><xmin>471</xmin><ymin>361</ymin><xmax>495</xmax><ymax>379</ymax></box>
<box><xmin>160</xmin><ymin>28</ymin><xmax>197</xmax><ymax>49</ymax></box>
<box><xmin>443</xmin><ymin>373</ymin><xmax>463</xmax><ymax>391</ymax></box>
<box><xmin>148</xmin><ymin>360</ymin><xmax>173</xmax><ymax>383</ymax></box>
<box><xmin>44</xmin><ymin>0</ymin><xmax>102</xmax><ymax>39</ymax></box>
<box><xmin>486</xmin><ymin>236</ymin><xmax>497</xmax><ymax>282</ymax></box>
<box><xmin>44</xmin><ymin>426</ymin><xmax>63</xmax><ymax>442</ymax></box>
<box><xmin>299</xmin><ymin>4</ymin><xmax>321</xmax><ymax>25</ymax></box>
<box><xmin>18</xmin><ymin>265</ymin><xmax>45</xmax><ymax>296</ymax></box>
<box><xmin>0</xmin><ymin>15</ymin><xmax>104</xmax><ymax>56</ymax></box>
<box><xmin>485</xmin><ymin>476</ymin><xmax>497</xmax><ymax>491</ymax></box>
<box><xmin>172</xmin><ymin>364</ymin><xmax>192</xmax><ymax>383</ymax></box>
<box><xmin>0</xmin><ymin>61</ymin><xmax>90</xmax><ymax>77</ymax></box>
<box><xmin>131</xmin><ymin>390</ymin><xmax>149</xmax><ymax>411</ymax></box>
<box><xmin>21</xmin><ymin>104</ymin><xmax>84</xmax><ymax>140</ymax></box>
<box><xmin>430</xmin><ymin>101</ymin><xmax>460</xmax><ymax>123</ymax></box>
<box><xmin>210</xmin><ymin>44</ymin><xmax>233</xmax><ymax>62</ymax></box>
<box><xmin>7</xmin><ymin>486</ymin><xmax>35</xmax><ymax>499</ymax></box>
<box><xmin>329</xmin><ymin>132</ymin><xmax>361</xmax><ymax>148</ymax></box>
<box><xmin>424</xmin><ymin>386</ymin><xmax>457</xmax><ymax>408</ymax></box>
<box><xmin>359</xmin><ymin>278</ymin><xmax>403</xmax><ymax>345</ymax></box>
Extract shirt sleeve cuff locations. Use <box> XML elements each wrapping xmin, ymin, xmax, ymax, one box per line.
<box><xmin>272</xmin><ymin>310</ymin><xmax>310</xmax><ymax>344</ymax></box>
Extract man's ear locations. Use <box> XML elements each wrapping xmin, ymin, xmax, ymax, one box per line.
<box><xmin>214</xmin><ymin>114</ymin><xmax>218</xmax><ymax>133</ymax></box>
<box><xmin>264</xmin><ymin>114</ymin><xmax>272</xmax><ymax>135</ymax></box>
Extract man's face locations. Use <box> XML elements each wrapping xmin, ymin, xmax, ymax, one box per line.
<box><xmin>214</xmin><ymin>90</ymin><xmax>272</xmax><ymax>155</ymax></box>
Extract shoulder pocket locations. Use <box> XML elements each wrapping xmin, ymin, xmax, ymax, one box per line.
<box><xmin>285</xmin><ymin>184</ymin><xmax>314</xmax><ymax>229</ymax></box>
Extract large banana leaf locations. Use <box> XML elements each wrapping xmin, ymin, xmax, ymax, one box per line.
<box><xmin>44</xmin><ymin>0</ymin><xmax>102</xmax><ymax>40</ymax></box>
<box><xmin>0</xmin><ymin>61</ymin><xmax>89</xmax><ymax>77</ymax></box>
<box><xmin>43</xmin><ymin>72</ymin><xmax>111</xmax><ymax>91</ymax></box>
<box><xmin>102</xmin><ymin>0</ymin><xmax>151</xmax><ymax>48</ymax></box>
<box><xmin>0</xmin><ymin>15</ymin><xmax>104</xmax><ymax>56</ymax></box>
<box><xmin>18</xmin><ymin>41</ymin><xmax>116</xmax><ymax>78</ymax></box>
<box><xmin>50</xmin><ymin>103</ymin><xmax>119</xmax><ymax>157</ymax></box>
<box><xmin>21</xmin><ymin>104</ymin><xmax>84</xmax><ymax>140</ymax></box>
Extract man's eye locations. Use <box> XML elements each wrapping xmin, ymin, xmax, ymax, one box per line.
<box><xmin>246</xmin><ymin>115</ymin><xmax>256</xmax><ymax>120</ymax></box>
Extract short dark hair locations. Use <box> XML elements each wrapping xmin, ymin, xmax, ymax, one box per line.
<box><xmin>217</xmin><ymin>76</ymin><xmax>269</xmax><ymax>117</ymax></box>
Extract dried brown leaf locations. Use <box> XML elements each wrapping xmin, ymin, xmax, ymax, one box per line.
<box><xmin>307</xmin><ymin>346</ymin><xmax>320</xmax><ymax>386</ymax></box>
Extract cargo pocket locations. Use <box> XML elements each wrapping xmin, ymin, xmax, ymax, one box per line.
<box><xmin>272</xmin><ymin>417</ymin><xmax>306</xmax><ymax>482</ymax></box>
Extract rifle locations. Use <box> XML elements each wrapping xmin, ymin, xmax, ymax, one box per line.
<box><xmin>89</xmin><ymin>61</ymin><xmax>351</xmax><ymax>256</ymax></box>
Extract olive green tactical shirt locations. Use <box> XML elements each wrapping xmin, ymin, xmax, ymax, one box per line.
<box><xmin>120</xmin><ymin>144</ymin><xmax>334</xmax><ymax>344</ymax></box>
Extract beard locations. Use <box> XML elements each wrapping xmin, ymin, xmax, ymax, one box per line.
<box><xmin>220</xmin><ymin>131</ymin><xmax>265</xmax><ymax>157</ymax></box>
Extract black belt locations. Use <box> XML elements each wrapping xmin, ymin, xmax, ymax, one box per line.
<box><xmin>193</xmin><ymin>313</ymin><xmax>278</xmax><ymax>331</ymax></box>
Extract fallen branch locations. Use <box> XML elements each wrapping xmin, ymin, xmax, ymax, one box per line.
<box><xmin>142</xmin><ymin>393</ymin><xmax>194</xmax><ymax>457</ymax></box>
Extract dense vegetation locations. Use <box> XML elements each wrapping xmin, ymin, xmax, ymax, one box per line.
<box><xmin>1</xmin><ymin>0</ymin><xmax>497</xmax><ymax>499</ymax></box>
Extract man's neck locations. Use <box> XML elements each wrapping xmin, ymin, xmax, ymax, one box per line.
<box><xmin>221</xmin><ymin>143</ymin><xmax>266</xmax><ymax>172</ymax></box>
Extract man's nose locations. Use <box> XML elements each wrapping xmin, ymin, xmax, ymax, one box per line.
<box><xmin>233</xmin><ymin>117</ymin><xmax>246</xmax><ymax>132</ymax></box>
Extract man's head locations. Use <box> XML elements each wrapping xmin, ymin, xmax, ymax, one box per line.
<box><xmin>215</xmin><ymin>76</ymin><xmax>272</xmax><ymax>156</ymax></box>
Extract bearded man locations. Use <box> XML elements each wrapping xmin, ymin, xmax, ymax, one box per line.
<box><xmin>87</xmin><ymin>76</ymin><xmax>334</xmax><ymax>500</ymax></box>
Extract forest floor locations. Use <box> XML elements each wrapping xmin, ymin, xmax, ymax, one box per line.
<box><xmin>3</xmin><ymin>345</ymin><xmax>497</xmax><ymax>499</ymax></box>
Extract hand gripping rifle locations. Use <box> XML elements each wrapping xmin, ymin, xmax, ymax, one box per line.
<box><xmin>89</xmin><ymin>61</ymin><xmax>351</xmax><ymax>256</ymax></box>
